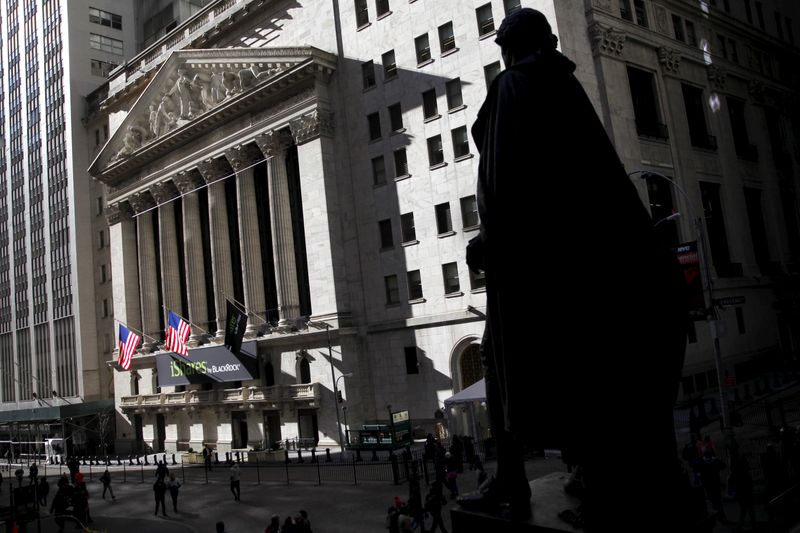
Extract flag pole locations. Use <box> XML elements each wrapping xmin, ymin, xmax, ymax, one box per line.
<box><xmin>113</xmin><ymin>317</ymin><xmax>160</xmax><ymax>344</ymax></box>
<box><xmin>161</xmin><ymin>305</ymin><xmax>211</xmax><ymax>336</ymax></box>
<box><xmin>222</xmin><ymin>292</ymin><xmax>272</xmax><ymax>327</ymax></box>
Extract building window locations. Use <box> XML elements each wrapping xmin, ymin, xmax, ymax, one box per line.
<box><xmin>700</xmin><ymin>182</ymin><xmax>735</xmax><ymax>277</ymax></box>
<box><xmin>460</xmin><ymin>195</ymin><xmax>479</xmax><ymax>229</ymax></box>
<box><xmin>102</xmin><ymin>299</ymin><xmax>109</xmax><ymax>318</ymax></box>
<box><xmin>90</xmin><ymin>59</ymin><xmax>118</xmax><ymax>77</ymax></box>
<box><xmin>98</xmin><ymin>230</ymin><xmax>105</xmax><ymax>249</ymax></box>
<box><xmin>89</xmin><ymin>7</ymin><xmax>122</xmax><ymax>29</ymax></box>
<box><xmin>442</xmin><ymin>263</ymin><xmax>460</xmax><ymax>294</ymax></box>
<box><xmin>100</xmin><ymin>264</ymin><xmax>107</xmax><ymax>283</ymax></box>
<box><xmin>744</xmin><ymin>0</ymin><xmax>753</xmax><ymax>23</ymax></box>
<box><xmin>415</xmin><ymin>33</ymin><xmax>432</xmax><ymax>65</ymax></box>
<box><xmin>470</xmin><ymin>269</ymin><xmax>486</xmax><ymax>291</ymax></box>
<box><xmin>362</xmin><ymin>60</ymin><xmax>376</xmax><ymax>89</ymax></box>
<box><xmin>504</xmin><ymin>0</ymin><xmax>521</xmax><ymax>15</ymax></box>
<box><xmin>439</xmin><ymin>22</ymin><xmax>456</xmax><ymax>54</ymax></box>
<box><xmin>379</xmin><ymin>219</ymin><xmax>394</xmax><ymax>249</ymax></box>
<box><xmin>299</xmin><ymin>358</ymin><xmax>311</xmax><ymax>384</ymax></box>
<box><xmin>685</xmin><ymin>20</ymin><xmax>697</xmax><ymax>46</ymax></box>
<box><xmin>620</xmin><ymin>0</ymin><xmax>633</xmax><ymax>21</ymax></box>
<box><xmin>633</xmin><ymin>0</ymin><xmax>648</xmax><ymax>27</ymax></box>
<box><xmin>744</xmin><ymin>188</ymin><xmax>771</xmax><ymax>273</ymax></box>
<box><xmin>452</xmin><ymin>126</ymin><xmax>470</xmax><ymax>158</ymax></box>
<box><xmin>355</xmin><ymin>0</ymin><xmax>370</xmax><ymax>27</ymax></box>
<box><xmin>103</xmin><ymin>125</ymin><xmax>109</xmax><ymax>139</ymax></box>
<box><xmin>401</xmin><ymin>213</ymin><xmax>416</xmax><ymax>243</ymax></box>
<box><xmin>394</xmin><ymin>148</ymin><xmax>409</xmax><ymax>177</ymax></box>
<box><xmin>372</xmin><ymin>155</ymin><xmax>386</xmax><ymax>186</ymax></box>
<box><xmin>775</xmin><ymin>12</ymin><xmax>784</xmax><ymax>40</ymax></box>
<box><xmin>382</xmin><ymin>50</ymin><xmax>397</xmax><ymax>79</ymax></box>
<box><xmin>96</xmin><ymin>196</ymin><xmax>104</xmax><ymax>215</ymax></box>
<box><xmin>427</xmin><ymin>135</ymin><xmax>444</xmax><ymax>166</ymax></box>
<box><xmin>728</xmin><ymin>98</ymin><xmax>757</xmax><ymax>161</ymax></box>
<box><xmin>95</xmin><ymin>129</ymin><xmax>101</xmax><ymax>147</ymax></box>
<box><xmin>89</xmin><ymin>33</ymin><xmax>123</xmax><ymax>55</ymax></box>
<box><xmin>385</xmin><ymin>275</ymin><xmax>399</xmax><ymax>304</ymax></box>
<box><xmin>484</xmin><ymin>62</ymin><xmax>501</xmax><ymax>89</ymax></box>
<box><xmin>672</xmin><ymin>15</ymin><xmax>685</xmax><ymax>42</ymax></box>
<box><xmin>422</xmin><ymin>89</ymin><xmax>438</xmax><ymax>119</ymax></box>
<box><xmin>755</xmin><ymin>1</ymin><xmax>764</xmax><ymax>29</ymax></box>
<box><xmin>476</xmin><ymin>3</ymin><xmax>495</xmax><ymax>36</ymax></box>
<box><xmin>407</xmin><ymin>270</ymin><xmax>423</xmax><ymax>300</ymax></box>
<box><xmin>728</xmin><ymin>39</ymin><xmax>738</xmax><ymax>63</ymax></box>
<box><xmin>367</xmin><ymin>112</ymin><xmax>381</xmax><ymax>141</ymax></box>
<box><xmin>388</xmin><ymin>103</ymin><xmax>404</xmax><ymax>131</ymax></box>
<box><xmin>376</xmin><ymin>0</ymin><xmax>390</xmax><ymax>17</ymax></box>
<box><xmin>682</xmin><ymin>84</ymin><xmax>715</xmax><ymax>150</ymax></box>
<box><xmin>446</xmin><ymin>79</ymin><xmax>463</xmax><ymax>109</ymax></box>
<box><xmin>435</xmin><ymin>202</ymin><xmax>453</xmax><ymax>234</ymax></box>
<box><xmin>627</xmin><ymin>67</ymin><xmax>667</xmax><ymax>140</ymax></box>
<box><xmin>404</xmin><ymin>347</ymin><xmax>419</xmax><ymax>374</ymax></box>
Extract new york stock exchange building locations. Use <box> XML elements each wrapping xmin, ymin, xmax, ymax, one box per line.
<box><xmin>88</xmin><ymin>0</ymin><xmax>496</xmax><ymax>454</ymax></box>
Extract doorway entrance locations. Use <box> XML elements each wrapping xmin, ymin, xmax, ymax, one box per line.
<box><xmin>297</xmin><ymin>409</ymin><xmax>318</xmax><ymax>445</ymax></box>
<box><xmin>232</xmin><ymin>412</ymin><xmax>248</xmax><ymax>449</ymax></box>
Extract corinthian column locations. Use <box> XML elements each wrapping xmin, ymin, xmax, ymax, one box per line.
<box><xmin>129</xmin><ymin>191</ymin><xmax>160</xmax><ymax>351</ymax></box>
<box><xmin>174</xmin><ymin>170</ymin><xmax>209</xmax><ymax>346</ymax></box>
<box><xmin>225</xmin><ymin>143</ymin><xmax>265</xmax><ymax>337</ymax></box>
<box><xmin>197</xmin><ymin>157</ymin><xmax>234</xmax><ymax>338</ymax></box>
<box><xmin>255</xmin><ymin>130</ymin><xmax>300</xmax><ymax>328</ymax></box>
<box><xmin>151</xmin><ymin>180</ymin><xmax>183</xmax><ymax>334</ymax></box>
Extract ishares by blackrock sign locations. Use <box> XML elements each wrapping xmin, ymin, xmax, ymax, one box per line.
<box><xmin>157</xmin><ymin>342</ymin><xmax>258</xmax><ymax>386</ymax></box>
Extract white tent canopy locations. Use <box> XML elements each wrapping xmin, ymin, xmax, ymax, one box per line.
<box><xmin>444</xmin><ymin>378</ymin><xmax>486</xmax><ymax>406</ymax></box>
<box><xmin>444</xmin><ymin>378</ymin><xmax>488</xmax><ymax>441</ymax></box>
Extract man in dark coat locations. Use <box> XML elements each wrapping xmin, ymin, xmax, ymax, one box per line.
<box><xmin>463</xmin><ymin>8</ymin><xmax>688</xmax><ymax>530</ymax></box>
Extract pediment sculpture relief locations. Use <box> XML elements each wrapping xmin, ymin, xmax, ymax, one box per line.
<box><xmin>111</xmin><ymin>62</ymin><xmax>286</xmax><ymax>163</ymax></box>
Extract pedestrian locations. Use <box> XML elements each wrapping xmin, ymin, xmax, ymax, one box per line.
<box><xmin>67</xmin><ymin>456</ymin><xmax>80</xmax><ymax>484</ymax></box>
<box><xmin>100</xmin><ymin>469</ymin><xmax>115</xmax><ymax>500</ymax></box>
<box><xmin>50</xmin><ymin>487</ymin><xmax>70</xmax><ymax>533</ymax></box>
<box><xmin>29</xmin><ymin>462</ymin><xmax>39</xmax><ymax>485</ymax></box>
<box><xmin>215</xmin><ymin>522</ymin><xmax>227</xmax><ymax>533</ymax></box>
<box><xmin>397</xmin><ymin>507</ymin><xmax>414</xmax><ymax>533</ymax></box>
<box><xmin>153</xmin><ymin>476</ymin><xmax>168</xmax><ymax>517</ymax></box>
<box><xmin>385</xmin><ymin>505</ymin><xmax>400</xmax><ymax>533</ymax></box>
<box><xmin>264</xmin><ymin>515</ymin><xmax>280</xmax><ymax>533</ymax></box>
<box><xmin>38</xmin><ymin>476</ymin><xmax>50</xmax><ymax>507</ymax></box>
<box><xmin>167</xmin><ymin>473</ymin><xmax>181</xmax><ymax>512</ymax></box>
<box><xmin>155</xmin><ymin>459</ymin><xmax>169</xmax><ymax>481</ymax></box>
<box><xmin>14</xmin><ymin>467</ymin><xmax>24</xmax><ymax>487</ymax></box>
<box><xmin>425</xmin><ymin>483</ymin><xmax>449</xmax><ymax>533</ymax></box>
<box><xmin>299</xmin><ymin>510</ymin><xmax>312</xmax><ymax>532</ymax></box>
<box><xmin>72</xmin><ymin>472</ymin><xmax>91</xmax><ymax>527</ymax></box>
<box><xmin>283</xmin><ymin>516</ymin><xmax>296</xmax><ymax>533</ymax></box>
<box><xmin>445</xmin><ymin>453</ymin><xmax>459</xmax><ymax>499</ymax></box>
<box><xmin>699</xmin><ymin>450</ymin><xmax>727</xmax><ymax>523</ymax></box>
<box><xmin>464</xmin><ymin>6</ymin><xmax>688</xmax><ymax>530</ymax></box>
<box><xmin>203</xmin><ymin>445</ymin><xmax>213</xmax><ymax>471</ymax></box>
<box><xmin>229</xmin><ymin>461</ymin><xmax>241</xmax><ymax>501</ymax></box>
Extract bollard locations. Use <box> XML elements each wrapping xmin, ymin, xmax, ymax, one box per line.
<box><xmin>117</xmin><ymin>456</ymin><xmax>121</xmax><ymax>466</ymax></box>
<box><xmin>144</xmin><ymin>454</ymin><xmax>149</xmax><ymax>466</ymax></box>
<box><xmin>285</xmin><ymin>449</ymin><xmax>290</xmax><ymax>464</ymax></box>
<box><xmin>235</xmin><ymin>451</ymin><xmax>240</xmax><ymax>462</ymax></box>
<box><xmin>297</xmin><ymin>450</ymin><xmax>304</xmax><ymax>463</ymax></box>
<box><xmin>154</xmin><ymin>454</ymin><xmax>158</xmax><ymax>465</ymax></box>
<box><xmin>81</xmin><ymin>457</ymin><xmax>86</xmax><ymax>466</ymax></box>
<box><xmin>371</xmin><ymin>449</ymin><xmax>378</xmax><ymax>462</ymax></box>
<box><xmin>311</xmin><ymin>449</ymin><xmax>317</xmax><ymax>463</ymax></box>
<box><xmin>325</xmin><ymin>448</ymin><xmax>332</xmax><ymax>463</ymax></box>
<box><xmin>136</xmin><ymin>456</ymin><xmax>142</xmax><ymax>465</ymax></box>
<box><xmin>128</xmin><ymin>455</ymin><xmax>133</xmax><ymax>466</ymax></box>
<box><xmin>172</xmin><ymin>453</ymin><xmax>177</xmax><ymax>466</ymax></box>
<box><xmin>214</xmin><ymin>451</ymin><xmax>220</xmax><ymax>465</ymax></box>
<box><xmin>391</xmin><ymin>454</ymin><xmax>400</xmax><ymax>485</ymax></box>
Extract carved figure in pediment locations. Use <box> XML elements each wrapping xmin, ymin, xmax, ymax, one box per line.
<box><xmin>113</xmin><ymin>124</ymin><xmax>148</xmax><ymax>161</ymax></box>
<box><xmin>209</xmin><ymin>68</ymin><xmax>226</xmax><ymax>103</ymax></box>
<box><xmin>149</xmin><ymin>103</ymin><xmax>161</xmax><ymax>138</ymax></box>
<box><xmin>175</xmin><ymin>68</ymin><xmax>205</xmax><ymax>119</ymax></box>
<box><xmin>192</xmin><ymin>71</ymin><xmax>218</xmax><ymax>109</ymax></box>
<box><xmin>157</xmin><ymin>95</ymin><xmax>179</xmax><ymax>134</ymax></box>
<box><xmin>238</xmin><ymin>63</ymin><xmax>278</xmax><ymax>90</ymax></box>
<box><xmin>219</xmin><ymin>69</ymin><xmax>240</xmax><ymax>98</ymax></box>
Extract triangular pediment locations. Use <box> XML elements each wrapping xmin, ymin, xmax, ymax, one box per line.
<box><xmin>90</xmin><ymin>47</ymin><xmax>336</xmax><ymax>184</ymax></box>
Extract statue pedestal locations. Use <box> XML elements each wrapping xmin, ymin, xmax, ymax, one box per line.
<box><xmin>451</xmin><ymin>472</ymin><xmax>579</xmax><ymax>533</ymax></box>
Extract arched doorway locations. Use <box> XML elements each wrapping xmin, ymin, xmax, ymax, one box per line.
<box><xmin>459</xmin><ymin>344</ymin><xmax>483</xmax><ymax>390</ymax></box>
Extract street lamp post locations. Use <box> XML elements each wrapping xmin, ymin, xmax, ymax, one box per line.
<box><xmin>335</xmin><ymin>372</ymin><xmax>354</xmax><ymax>446</ymax></box>
<box><xmin>307</xmin><ymin>321</ymin><xmax>348</xmax><ymax>449</ymax></box>
<box><xmin>630</xmin><ymin>170</ymin><xmax>729</xmax><ymax>429</ymax></box>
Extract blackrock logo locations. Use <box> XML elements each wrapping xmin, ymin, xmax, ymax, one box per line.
<box><xmin>210</xmin><ymin>363</ymin><xmax>241</xmax><ymax>373</ymax></box>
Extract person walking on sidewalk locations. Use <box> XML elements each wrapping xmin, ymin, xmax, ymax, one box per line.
<box><xmin>100</xmin><ymin>469</ymin><xmax>115</xmax><ymax>500</ymax></box>
<box><xmin>153</xmin><ymin>476</ymin><xmax>168</xmax><ymax>517</ymax></box>
<box><xmin>203</xmin><ymin>445</ymin><xmax>213</xmax><ymax>471</ymax></box>
<box><xmin>425</xmin><ymin>482</ymin><xmax>448</xmax><ymax>533</ymax></box>
<box><xmin>229</xmin><ymin>461</ymin><xmax>241</xmax><ymax>501</ymax></box>
<box><xmin>38</xmin><ymin>476</ymin><xmax>50</xmax><ymax>507</ymax></box>
<box><xmin>167</xmin><ymin>473</ymin><xmax>181</xmax><ymax>512</ymax></box>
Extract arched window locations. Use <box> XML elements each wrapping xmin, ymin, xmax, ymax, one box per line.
<box><xmin>299</xmin><ymin>358</ymin><xmax>311</xmax><ymax>384</ymax></box>
<box><xmin>264</xmin><ymin>360</ymin><xmax>275</xmax><ymax>387</ymax></box>
<box><xmin>459</xmin><ymin>344</ymin><xmax>483</xmax><ymax>389</ymax></box>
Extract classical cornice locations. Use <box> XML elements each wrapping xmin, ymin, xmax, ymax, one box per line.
<box><xmin>254</xmin><ymin>130</ymin><xmax>293</xmax><ymax>158</ymax></box>
<box><xmin>289</xmin><ymin>109</ymin><xmax>334</xmax><ymax>145</ymax></box>
<box><xmin>224</xmin><ymin>143</ymin><xmax>264</xmax><ymax>171</ymax></box>
<box><xmin>105</xmin><ymin>201</ymin><xmax>134</xmax><ymax>225</ymax></box>
<box><xmin>89</xmin><ymin>47</ymin><xmax>337</xmax><ymax>186</ymax></box>
<box><xmin>150</xmin><ymin>180</ymin><xmax>179</xmax><ymax>204</ymax></box>
<box><xmin>196</xmin><ymin>157</ymin><xmax>232</xmax><ymax>183</ymax></box>
<box><xmin>173</xmin><ymin>169</ymin><xmax>204</xmax><ymax>194</ymax></box>
<box><xmin>128</xmin><ymin>191</ymin><xmax>156</xmax><ymax>214</ymax></box>
<box><xmin>658</xmin><ymin>46</ymin><xmax>682</xmax><ymax>74</ymax></box>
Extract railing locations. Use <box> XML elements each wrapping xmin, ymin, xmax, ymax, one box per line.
<box><xmin>220</xmin><ymin>387</ymin><xmax>248</xmax><ymax>402</ymax></box>
<box><xmin>248</xmin><ymin>385</ymin><xmax>280</xmax><ymax>402</ymax></box>
<box><xmin>187</xmin><ymin>389</ymin><xmax>215</xmax><ymax>404</ymax></box>
<box><xmin>141</xmin><ymin>393</ymin><xmax>164</xmax><ymax>406</ymax></box>
<box><xmin>164</xmin><ymin>392</ymin><xmax>187</xmax><ymax>405</ymax></box>
<box><xmin>119</xmin><ymin>396</ymin><xmax>141</xmax><ymax>407</ymax></box>
<box><xmin>286</xmin><ymin>383</ymin><xmax>319</xmax><ymax>400</ymax></box>
<box><xmin>127</xmin><ymin>384</ymin><xmax>321</xmax><ymax>409</ymax></box>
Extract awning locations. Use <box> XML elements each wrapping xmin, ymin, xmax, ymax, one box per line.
<box><xmin>0</xmin><ymin>400</ymin><xmax>115</xmax><ymax>424</ymax></box>
<box><xmin>444</xmin><ymin>378</ymin><xmax>486</xmax><ymax>407</ymax></box>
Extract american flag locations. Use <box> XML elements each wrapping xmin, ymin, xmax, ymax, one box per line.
<box><xmin>118</xmin><ymin>324</ymin><xmax>140</xmax><ymax>371</ymax></box>
<box><xmin>165</xmin><ymin>310</ymin><xmax>190</xmax><ymax>356</ymax></box>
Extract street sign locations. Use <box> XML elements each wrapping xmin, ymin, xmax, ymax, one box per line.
<box><xmin>392</xmin><ymin>410</ymin><xmax>409</xmax><ymax>424</ymax></box>
<box><xmin>715</xmin><ymin>296</ymin><xmax>745</xmax><ymax>307</ymax></box>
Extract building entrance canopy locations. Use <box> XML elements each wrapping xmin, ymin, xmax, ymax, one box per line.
<box><xmin>0</xmin><ymin>399</ymin><xmax>115</xmax><ymax>424</ymax></box>
<box><xmin>156</xmin><ymin>341</ymin><xmax>258</xmax><ymax>386</ymax></box>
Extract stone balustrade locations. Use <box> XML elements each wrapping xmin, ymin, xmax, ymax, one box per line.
<box><xmin>121</xmin><ymin>383</ymin><xmax>321</xmax><ymax>412</ymax></box>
